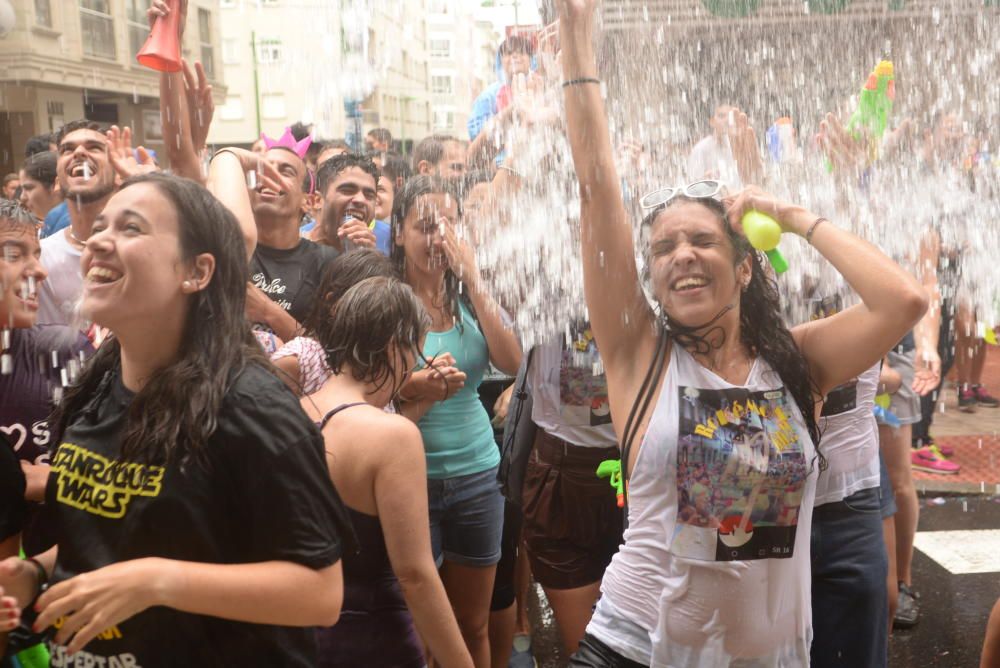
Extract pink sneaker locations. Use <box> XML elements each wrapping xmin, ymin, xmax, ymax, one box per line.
<box><xmin>920</xmin><ymin>437</ymin><xmax>955</xmax><ymax>458</ymax></box>
<box><xmin>911</xmin><ymin>446</ymin><xmax>961</xmax><ymax>474</ymax></box>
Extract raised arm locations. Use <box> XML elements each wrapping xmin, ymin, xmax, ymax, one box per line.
<box><xmin>206</xmin><ymin>148</ymin><xmax>284</xmax><ymax>260</ymax></box>
<box><xmin>375</xmin><ymin>418</ymin><xmax>474</xmax><ymax>668</ymax></box>
<box><xmin>148</xmin><ymin>1</ymin><xmax>207</xmax><ymax>183</ymax></box>
<box><xmin>724</xmin><ymin>187</ymin><xmax>927</xmax><ymax>397</ymax></box>
<box><xmin>558</xmin><ymin>1</ymin><xmax>657</xmax><ymax>380</ymax></box>
<box><xmin>439</xmin><ymin>222</ymin><xmax>522</xmax><ymax>375</ymax></box>
<box><xmin>912</xmin><ymin>229</ymin><xmax>942</xmax><ymax>395</ymax></box>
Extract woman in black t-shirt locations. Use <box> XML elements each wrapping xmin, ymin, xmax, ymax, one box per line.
<box><xmin>0</xmin><ymin>173</ymin><xmax>352</xmax><ymax>666</ymax></box>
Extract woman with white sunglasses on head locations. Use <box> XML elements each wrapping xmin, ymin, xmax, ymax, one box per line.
<box><xmin>556</xmin><ymin>1</ymin><xmax>927</xmax><ymax>665</ymax></box>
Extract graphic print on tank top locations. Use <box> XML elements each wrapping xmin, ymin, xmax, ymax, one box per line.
<box><xmin>674</xmin><ymin>385</ymin><xmax>809</xmax><ymax>561</ymax></box>
<box><xmin>558</xmin><ymin>326</ymin><xmax>612</xmax><ymax>427</ymax></box>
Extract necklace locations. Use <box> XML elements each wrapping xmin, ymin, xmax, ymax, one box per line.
<box><xmin>68</xmin><ymin>229</ymin><xmax>86</xmax><ymax>247</ymax></box>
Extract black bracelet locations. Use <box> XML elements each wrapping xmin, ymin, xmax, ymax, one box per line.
<box><xmin>805</xmin><ymin>217</ymin><xmax>828</xmax><ymax>244</ymax></box>
<box><xmin>562</xmin><ymin>77</ymin><xmax>601</xmax><ymax>88</ymax></box>
<box><xmin>25</xmin><ymin>557</ymin><xmax>48</xmax><ymax>595</ymax></box>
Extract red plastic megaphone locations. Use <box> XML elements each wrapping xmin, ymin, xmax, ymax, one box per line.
<box><xmin>136</xmin><ymin>0</ymin><xmax>182</xmax><ymax>72</ymax></box>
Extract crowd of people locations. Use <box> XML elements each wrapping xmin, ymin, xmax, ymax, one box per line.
<box><xmin>1</xmin><ymin>0</ymin><xmax>999</xmax><ymax>666</ymax></box>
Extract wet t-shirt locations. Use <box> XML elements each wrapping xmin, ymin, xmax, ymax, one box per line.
<box><xmin>0</xmin><ymin>326</ymin><xmax>92</xmax><ymax>554</ymax></box>
<box><xmin>250</xmin><ymin>240</ymin><xmax>339</xmax><ymax>329</ymax></box>
<box><xmin>529</xmin><ymin>323</ymin><xmax>617</xmax><ymax>448</ymax></box>
<box><xmin>45</xmin><ymin>363</ymin><xmax>352</xmax><ymax>667</ymax></box>
<box><xmin>592</xmin><ymin>344</ymin><xmax>817</xmax><ymax>666</ymax></box>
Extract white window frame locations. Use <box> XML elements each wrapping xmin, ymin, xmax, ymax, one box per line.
<box><xmin>35</xmin><ymin>0</ymin><xmax>53</xmax><ymax>28</ymax></box>
<box><xmin>219</xmin><ymin>95</ymin><xmax>244</xmax><ymax>121</ymax></box>
<box><xmin>261</xmin><ymin>93</ymin><xmax>286</xmax><ymax>120</ymax></box>
<box><xmin>431</xmin><ymin>75</ymin><xmax>453</xmax><ymax>95</ymax></box>
<box><xmin>79</xmin><ymin>0</ymin><xmax>117</xmax><ymax>60</ymax></box>
<box><xmin>257</xmin><ymin>38</ymin><xmax>282</xmax><ymax>64</ymax></box>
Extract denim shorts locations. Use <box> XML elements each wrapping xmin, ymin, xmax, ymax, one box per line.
<box><xmin>878</xmin><ymin>451</ymin><xmax>897</xmax><ymax>519</ymax></box>
<box><xmin>428</xmin><ymin>466</ymin><xmax>505</xmax><ymax>568</ymax></box>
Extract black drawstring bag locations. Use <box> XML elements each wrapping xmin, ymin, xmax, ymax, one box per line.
<box><xmin>497</xmin><ymin>348</ymin><xmax>536</xmax><ymax>507</ymax></box>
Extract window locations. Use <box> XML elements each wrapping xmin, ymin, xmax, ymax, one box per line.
<box><xmin>197</xmin><ymin>9</ymin><xmax>214</xmax><ymax>77</ymax></box>
<box><xmin>261</xmin><ymin>93</ymin><xmax>286</xmax><ymax>119</ymax></box>
<box><xmin>433</xmin><ymin>110</ymin><xmax>454</xmax><ymax>130</ymax></box>
<box><xmin>80</xmin><ymin>0</ymin><xmax>116</xmax><ymax>59</ymax></box>
<box><xmin>220</xmin><ymin>0</ymin><xmax>236</xmax><ymax>6</ymax></box>
<box><xmin>222</xmin><ymin>38</ymin><xmax>239</xmax><ymax>64</ymax></box>
<box><xmin>219</xmin><ymin>95</ymin><xmax>244</xmax><ymax>121</ymax></box>
<box><xmin>257</xmin><ymin>38</ymin><xmax>282</xmax><ymax>64</ymax></box>
<box><xmin>431</xmin><ymin>75</ymin><xmax>453</xmax><ymax>95</ymax></box>
<box><xmin>125</xmin><ymin>0</ymin><xmax>151</xmax><ymax>60</ymax></box>
<box><xmin>429</xmin><ymin>39</ymin><xmax>450</xmax><ymax>58</ymax></box>
<box><xmin>35</xmin><ymin>0</ymin><xmax>52</xmax><ymax>28</ymax></box>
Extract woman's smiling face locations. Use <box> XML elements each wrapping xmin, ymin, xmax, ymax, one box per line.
<box><xmin>80</xmin><ymin>182</ymin><xmax>191</xmax><ymax>331</ymax></box>
<box><xmin>647</xmin><ymin>200</ymin><xmax>751</xmax><ymax>328</ymax></box>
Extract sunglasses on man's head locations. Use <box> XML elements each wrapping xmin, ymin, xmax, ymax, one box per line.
<box><xmin>639</xmin><ymin>180</ymin><xmax>724</xmax><ymax>211</ymax></box>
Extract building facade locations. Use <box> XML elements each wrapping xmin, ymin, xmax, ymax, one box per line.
<box><xmin>0</xmin><ymin>0</ymin><xmax>223</xmax><ymax>174</ymax></box>
<box><xmin>212</xmin><ymin>0</ymin><xmax>435</xmax><ymax>153</ymax></box>
<box><xmin>427</xmin><ymin>1</ymin><xmax>500</xmax><ymax>141</ymax></box>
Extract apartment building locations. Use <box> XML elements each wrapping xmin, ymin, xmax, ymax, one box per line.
<box><xmin>0</xmin><ymin>0</ymin><xmax>223</xmax><ymax>174</ymax></box>
<box><xmin>212</xmin><ymin>0</ymin><xmax>434</xmax><ymax>153</ymax></box>
<box><xmin>427</xmin><ymin>1</ymin><xmax>500</xmax><ymax>140</ymax></box>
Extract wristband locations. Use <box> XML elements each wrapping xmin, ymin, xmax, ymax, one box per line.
<box><xmin>805</xmin><ymin>217</ymin><xmax>828</xmax><ymax>244</ymax></box>
<box><xmin>25</xmin><ymin>557</ymin><xmax>48</xmax><ymax>596</ymax></box>
<box><xmin>562</xmin><ymin>77</ymin><xmax>601</xmax><ymax>88</ymax></box>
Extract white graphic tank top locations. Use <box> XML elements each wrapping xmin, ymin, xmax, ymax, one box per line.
<box><xmin>814</xmin><ymin>363</ymin><xmax>880</xmax><ymax>506</ymax></box>
<box><xmin>589</xmin><ymin>344</ymin><xmax>818</xmax><ymax>667</ymax></box>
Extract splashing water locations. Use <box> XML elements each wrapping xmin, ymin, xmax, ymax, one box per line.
<box><xmin>468</xmin><ymin>1</ymin><xmax>1000</xmax><ymax>349</ymax></box>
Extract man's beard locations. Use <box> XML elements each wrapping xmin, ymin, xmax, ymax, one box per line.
<box><xmin>65</xmin><ymin>180</ymin><xmax>115</xmax><ymax>205</ymax></box>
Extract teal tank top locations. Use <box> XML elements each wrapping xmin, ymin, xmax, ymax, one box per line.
<box><xmin>418</xmin><ymin>299</ymin><xmax>500</xmax><ymax>479</ymax></box>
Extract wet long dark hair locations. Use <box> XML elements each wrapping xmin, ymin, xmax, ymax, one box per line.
<box><xmin>302</xmin><ymin>248</ymin><xmax>398</xmax><ymax>338</ymax></box>
<box><xmin>643</xmin><ymin>196</ymin><xmax>822</xmax><ymax>454</ymax></box>
<box><xmin>389</xmin><ymin>175</ymin><xmax>478</xmax><ymax>333</ymax></box>
<box><xmin>318</xmin><ymin>276</ymin><xmax>430</xmax><ymax>397</ymax></box>
<box><xmin>51</xmin><ymin>173</ymin><xmax>267</xmax><ymax>466</ymax></box>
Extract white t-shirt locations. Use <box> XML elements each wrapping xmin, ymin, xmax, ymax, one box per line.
<box><xmin>38</xmin><ymin>229</ymin><xmax>82</xmax><ymax>327</ymax></box>
<box><xmin>590</xmin><ymin>344</ymin><xmax>816</xmax><ymax>666</ymax></box>
<box><xmin>814</xmin><ymin>363</ymin><xmax>881</xmax><ymax>506</ymax></box>
<box><xmin>528</xmin><ymin>327</ymin><xmax>617</xmax><ymax>448</ymax></box>
<box><xmin>686</xmin><ymin>135</ymin><xmax>743</xmax><ymax>191</ymax></box>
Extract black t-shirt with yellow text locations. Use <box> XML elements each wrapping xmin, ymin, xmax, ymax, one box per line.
<box><xmin>44</xmin><ymin>363</ymin><xmax>351</xmax><ymax>667</ymax></box>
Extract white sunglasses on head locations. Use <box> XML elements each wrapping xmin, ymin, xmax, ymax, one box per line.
<box><xmin>639</xmin><ymin>179</ymin><xmax>724</xmax><ymax>211</ymax></box>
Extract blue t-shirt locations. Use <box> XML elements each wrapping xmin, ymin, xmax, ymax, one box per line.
<box><xmin>40</xmin><ymin>202</ymin><xmax>70</xmax><ymax>239</ymax></box>
<box><xmin>467</xmin><ymin>82</ymin><xmax>502</xmax><ymax>141</ymax></box>
<box><xmin>374</xmin><ymin>220</ymin><xmax>391</xmax><ymax>256</ymax></box>
<box><xmin>418</xmin><ymin>299</ymin><xmax>498</xmax><ymax>479</ymax></box>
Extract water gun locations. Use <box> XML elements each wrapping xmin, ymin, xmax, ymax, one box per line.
<box><xmin>978</xmin><ymin>322</ymin><xmax>998</xmax><ymax>346</ymax></box>
<box><xmin>846</xmin><ymin>60</ymin><xmax>895</xmax><ymax>160</ymax></box>
<box><xmin>9</xmin><ymin>644</ymin><xmax>49</xmax><ymax>668</ymax></box>
<box><xmin>596</xmin><ymin>459</ymin><xmax>625</xmax><ymax>508</ymax></box>
<box><xmin>741</xmin><ymin>211</ymin><xmax>788</xmax><ymax>274</ymax></box>
<box><xmin>873</xmin><ymin>393</ymin><xmax>901</xmax><ymax>428</ymax></box>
